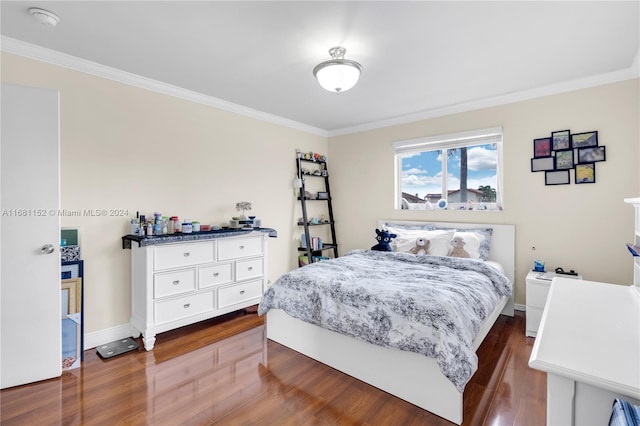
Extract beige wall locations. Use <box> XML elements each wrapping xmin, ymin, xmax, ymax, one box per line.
<box><xmin>2</xmin><ymin>52</ymin><xmax>327</xmax><ymax>334</ymax></box>
<box><xmin>3</xmin><ymin>50</ymin><xmax>638</xmax><ymax>332</ymax></box>
<box><xmin>328</xmin><ymin>79</ymin><xmax>640</xmax><ymax>305</ymax></box>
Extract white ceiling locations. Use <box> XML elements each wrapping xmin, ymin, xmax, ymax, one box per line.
<box><xmin>1</xmin><ymin>1</ymin><xmax>639</xmax><ymax>136</ymax></box>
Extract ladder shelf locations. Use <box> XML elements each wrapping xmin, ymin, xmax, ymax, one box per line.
<box><xmin>296</xmin><ymin>156</ymin><xmax>338</xmax><ymax>265</ymax></box>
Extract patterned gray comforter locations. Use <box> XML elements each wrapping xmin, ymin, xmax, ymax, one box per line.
<box><xmin>258</xmin><ymin>249</ymin><xmax>512</xmax><ymax>392</ymax></box>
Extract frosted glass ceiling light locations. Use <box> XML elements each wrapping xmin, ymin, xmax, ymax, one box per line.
<box><xmin>313</xmin><ymin>46</ymin><xmax>362</xmax><ymax>93</ymax></box>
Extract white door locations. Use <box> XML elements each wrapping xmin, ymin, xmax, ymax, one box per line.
<box><xmin>1</xmin><ymin>83</ymin><xmax>61</xmax><ymax>388</ymax></box>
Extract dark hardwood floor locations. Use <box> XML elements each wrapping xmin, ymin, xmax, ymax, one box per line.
<box><xmin>0</xmin><ymin>310</ymin><xmax>545</xmax><ymax>425</ymax></box>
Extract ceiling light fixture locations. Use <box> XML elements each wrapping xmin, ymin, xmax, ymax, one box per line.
<box><xmin>313</xmin><ymin>46</ymin><xmax>362</xmax><ymax>93</ymax></box>
<box><xmin>28</xmin><ymin>8</ymin><xmax>60</xmax><ymax>27</ymax></box>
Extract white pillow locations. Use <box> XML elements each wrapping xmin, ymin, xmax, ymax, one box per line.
<box><xmin>447</xmin><ymin>231</ymin><xmax>485</xmax><ymax>259</ymax></box>
<box><xmin>393</xmin><ymin>229</ymin><xmax>455</xmax><ymax>256</ymax></box>
<box><xmin>433</xmin><ymin>227</ymin><xmax>493</xmax><ymax>260</ymax></box>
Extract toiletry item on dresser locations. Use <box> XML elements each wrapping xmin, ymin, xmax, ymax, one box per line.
<box><xmin>130</xmin><ymin>219</ymin><xmax>140</xmax><ymax>235</ymax></box>
<box><xmin>192</xmin><ymin>221</ymin><xmax>200</xmax><ymax>232</ymax></box>
<box><xmin>182</xmin><ymin>220</ymin><xmax>193</xmax><ymax>234</ymax></box>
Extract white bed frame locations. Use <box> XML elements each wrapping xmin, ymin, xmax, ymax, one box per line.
<box><xmin>266</xmin><ymin>221</ymin><xmax>515</xmax><ymax>425</ymax></box>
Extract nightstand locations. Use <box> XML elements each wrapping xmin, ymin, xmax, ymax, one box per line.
<box><xmin>525</xmin><ymin>270</ymin><xmax>582</xmax><ymax>337</ymax></box>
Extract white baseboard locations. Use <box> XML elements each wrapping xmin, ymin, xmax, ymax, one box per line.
<box><xmin>84</xmin><ymin>323</ymin><xmax>133</xmax><ymax>350</ymax></box>
<box><xmin>514</xmin><ymin>303</ymin><xmax>526</xmax><ymax>311</ymax></box>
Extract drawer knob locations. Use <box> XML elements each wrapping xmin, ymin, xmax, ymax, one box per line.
<box><xmin>240</xmin><ymin>290</ymin><xmax>245</xmax><ymax>295</ymax></box>
<box><xmin>213</xmin><ymin>272</ymin><xmax>219</xmax><ymax>277</ymax></box>
<box><xmin>239</xmin><ymin>245</ymin><xmax>244</xmax><ymax>249</ymax></box>
<box><xmin>183</xmin><ymin>252</ymin><xmax>190</xmax><ymax>257</ymax></box>
<box><xmin>183</xmin><ymin>303</ymin><xmax>190</xmax><ymax>309</ymax></box>
<box><xmin>247</xmin><ymin>266</ymin><xmax>253</xmax><ymax>271</ymax></box>
<box><xmin>172</xmin><ymin>280</ymin><xmax>180</xmax><ymax>285</ymax></box>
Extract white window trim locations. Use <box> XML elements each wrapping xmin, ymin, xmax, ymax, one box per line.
<box><xmin>393</xmin><ymin>126</ymin><xmax>503</xmax><ymax>210</ymax></box>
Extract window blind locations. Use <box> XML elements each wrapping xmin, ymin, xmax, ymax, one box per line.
<box><xmin>393</xmin><ymin>126</ymin><xmax>503</xmax><ymax>154</ymax></box>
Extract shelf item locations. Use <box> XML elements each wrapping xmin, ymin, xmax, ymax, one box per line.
<box><xmin>296</xmin><ymin>156</ymin><xmax>338</xmax><ymax>265</ymax></box>
<box><xmin>128</xmin><ymin>232</ymin><xmax>270</xmax><ymax>350</ymax></box>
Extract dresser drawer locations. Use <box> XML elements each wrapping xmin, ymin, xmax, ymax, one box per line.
<box><xmin>526</xmin><ymin>280</ymin><xmax>551</xmax><ymax>309</ymax></box>
<box><xmin>155</xmin><ymin>291</ymin><xmax>214</xmax><ymax>324</ymax></box>
<box><xmin>154</xmin><ymin>269</ymin><xmax>196</xmax><ymax>299</ymax></box>
<box><xmin>199</xmin><ymin>263</ymin><xmax>232</xmax><ymax>288</ymax></box>
<box><xmin>235</xmin><ymin>258</ymin><xmax>264</xmax><ymax>282</ymax></box>
<box><xmin>154</xmin><ymin>242</ymin><xmax>214</xmax><ymax>270</ymax></box>
<box><xmin>218</xmin><ymin>237</ymin><xmax>263</xmax><ymax>261</ymax></box>
<box><xmin>218</xmin><ymin>280</ymin><xmax>263</xmax><ymax>309</ymax></box>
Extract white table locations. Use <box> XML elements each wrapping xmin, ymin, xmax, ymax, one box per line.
<box><xmin>529</xmin><ymin>277</ymin><xmax>640</xmax><ymax>426</ymax></box>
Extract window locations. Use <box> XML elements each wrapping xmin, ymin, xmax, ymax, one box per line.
<box><xmin>394</xmin><ymin>127</ymin><xmax>503</xmax><ymax>211</ymax></box>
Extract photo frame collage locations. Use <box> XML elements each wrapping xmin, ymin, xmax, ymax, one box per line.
<box><xmin>530</xmin><ymin>130</ymin><xmax>605</xmax><ymax>185</ymax></box>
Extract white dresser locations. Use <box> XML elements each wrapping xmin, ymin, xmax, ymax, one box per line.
<box><xmin>129</xmin><ymin>232</ymin><xmax>268</xmax><ymax>350</ymax></box>
<box><xmin>525</xmin><ymin>270</ymin><xmax>582</xmax><ymax>337</ymax></box>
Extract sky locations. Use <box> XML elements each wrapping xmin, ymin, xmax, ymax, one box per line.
<box><xmin>401</xmin><ymin>144</ymin><xmax>498</xmax><ymax>199</ymax></box>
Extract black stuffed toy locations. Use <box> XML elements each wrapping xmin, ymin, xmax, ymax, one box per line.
<box><xmin>371</xmin><ymin>228</ymin><xmax>397</xmax><ymax>251</ymax></box>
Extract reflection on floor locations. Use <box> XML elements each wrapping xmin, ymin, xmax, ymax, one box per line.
<box><xmin>0</xmin><ymin>311</ymin><xmax>546</xmax><ymax>425</ymax></box>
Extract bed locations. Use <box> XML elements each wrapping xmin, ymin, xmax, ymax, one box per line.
<box><xmin>259</xmin><ymin>221</ymin><xmax>515</xmax><ymax>425</ymax></box>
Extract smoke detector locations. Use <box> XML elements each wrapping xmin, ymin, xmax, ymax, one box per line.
<box><xmin>28</xmin><ymin>8</ymin><xmax>60</xmax><ymax>27</ymax></box>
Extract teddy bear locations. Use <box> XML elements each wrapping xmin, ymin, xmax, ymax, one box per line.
<box><xmin>371</xmin><ymin>228</ymin><xmax>397</xmax><ymax>251</ymax></box>
<box><xmin>448</xmin><ymin>236</ymin><xmax>471</xmax><ymax>258</ymax></box>
<box><xmin>409</xmin><ymin>237</ymin><xmax>430</xmax><ymax>255</ymax></box>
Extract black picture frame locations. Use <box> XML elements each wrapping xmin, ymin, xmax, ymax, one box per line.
<box><xmin>531</xmin><ymin>129</ymin><xmax>605</xmax><ymax>186</ymax></box>
<box><xmin>533</xmin><ymin>137</ymin><xmax>552</xmax><ymax>158</ymax></box>
<box><xmin>545</xmin><ymin>170</ymin><xmax>570</xmax><ymax>185</ymax></box>
<box><xmin>554</xmin><ymin>149</ymin><xmax>574</xmax><ymax>170</ymax></box>
<box><xmin>575</xmin><ymin>163</ymin><xmax>596</xmax><ymax>184</ymax></box>
<box><xmin>531</xmin><ymin>156</ymin><xmax>555</xmax><ymax>172</ymax></box>
<box><xmin>571</xmin><ymin>131</ymin><xmax>598</xmax><ymax>148</ymax></box>
<box><xmin>577</xmin><ymin>146</ymin><xmax>606</xmax><ymax>163</ymax></box>
<box><xmin>552</xmin><ymin>130</ymin><xmax>571</xmax><ymax>150</ymax></box>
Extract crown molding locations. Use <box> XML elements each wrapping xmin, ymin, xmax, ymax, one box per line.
<box><xmin>328</xmin><ymin>65</ymin><xmax>640</xmax><ymax>137</ymax></box>
<box><xmin>1</xmin><ymin>36</ymin><xmax>328</xmax><ymax>137</ymax></box>
<box><xmin>3</xmin><ymin>36</ymin><xmax>637</xmax><ymax>140</ymax></box>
